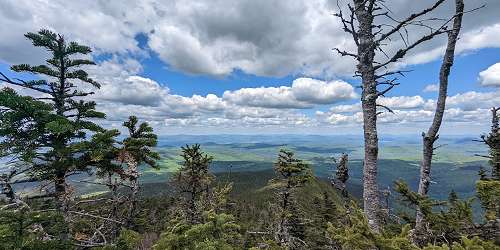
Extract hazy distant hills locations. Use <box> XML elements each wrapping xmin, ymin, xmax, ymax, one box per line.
<box><xmin>6</xmin><ymin>134</ymin><xmax>486</xmax><ymax>217</ymax></box>
<box><xmin>73</xmin><ymin>134</ymin><xmax>487</xmax><ymax>199</ymax></box>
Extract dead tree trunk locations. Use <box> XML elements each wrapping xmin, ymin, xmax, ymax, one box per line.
<box><xmin>335</xmin><ymin>0</ymin><xmax>462</xmax><ymax>232</ymax></box>
<box><xmin>416</xmin><ymin>0</ymin><xmax>464</xmax><ymax>234</ymax></box>
<box><xmin>108</xmin><ymin>173</ymin><xmax>122</xmax><ymax>239</ymax></box>
<box><xmin>351</xmin><ymin>0</ymin><xmax>382</xmax><ymax>231</ymax></box>
<box><xmin>124</xmin><ymin>154</ymin><xmax>140</xmax><ymax>228</ymax></box>
<box><xmin>54</xmin><ymin>169</ymin><xmax>71</xmax><ymax>241</ymax></box>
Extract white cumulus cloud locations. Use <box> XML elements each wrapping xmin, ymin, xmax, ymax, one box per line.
<box><xmin>478</xmin><ymin>63</ymin><xmax>500</xmax><ymax>87</ymax></box>
<box><xmin>423</xmin><ymin>84</ymin><xmax>439</xmax><ymax>92</ymax></box>
<box><xmin>223</xmin><ymin>78</ymin><xmax>356</xmax><ymax>109</ymax></box>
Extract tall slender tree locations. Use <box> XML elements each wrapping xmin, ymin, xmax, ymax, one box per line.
<box><xmin>173</xmin><ymin>144</ymin><xmax>214</xmax><ymax>224</ymax></box>
<box><xmin>77</xmin><ymin>116</ymin><xmax>159</xmax><ymax>245</ymax></box>
<box><xmin>119</xmin><ymin>116</ymin><xmax>160</xmax><ymax>227</ymax></box>
<box><xmin>0</xmin><ymin>29</ymin><xmax>104</xmax><ymax>234</ymax></box>
<box><xmin>335</xmin><ymin>0</ymin><xmax>467</xmax><ymax>231</ymax></box>
<box><xmin>271</xmin><ymin>149</ymin><xmax>312</xmax><ymax>249</ymax></box>
<box><xmin>416</xmin><ymin>0</ymin><xmax>464</xmax><ymax>233</ymax></box>
<box><xmin>480</xmin><ymin>107</ymin><xmax>500</xmax><ymax>181</ymax></box>
<box><xmin>476</xmin><ymin>107</ymin><xmax>500</xmax><ymax>222</ymax></box>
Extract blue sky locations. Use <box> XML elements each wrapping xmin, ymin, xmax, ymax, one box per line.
<box><xmin>132</xmin><ymin>30</ymin><xmax>500</xmax><ymax>98</ymax></box>
<box><xmin>136</xmin><ymin>46</ymin><xmax>500</xmax><ymax>98</ymax></box>
<box><xmin>0</xmin><ymin>0</ymin><xmax>499</xmax><ymax>135</ymax></box>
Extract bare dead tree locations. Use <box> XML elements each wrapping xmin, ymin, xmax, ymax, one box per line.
<box><xmin>119</xmin><ymin>151</ymin><xmax>141</xmax><ymax>227</ymax></box>
<box><xmin>72</xmin><ymin>174</ymin><xmax>128</xmax><ymax>247</ymax></box>
<box><xmin>415</xmin><ymin>0</ymin><xmax>464</xmax><ymax>238</ymax></box>
<box><xmin>334</xmin><ymin>0</ymin><xmax>472</xmax><ymax>231</ymax></box>
<box><xmin>0</xmin><ymin>166</ymin><xmax>56</xmax><ymax>243</ymax></box>
<box><xmin>72</xmin><ymin>154</ymin><xmax>141</xmax><ymax>246</ymax></box>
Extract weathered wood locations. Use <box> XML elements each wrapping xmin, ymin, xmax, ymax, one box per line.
<box><xmin>415</xmin><ymin>0</ymin><xmax>464</xmax><ymax>238</ymax></box>
<box><xmin>335</xmin><ymin>0</ymin><xmax>454</xmax><ymax>232</ymax></box>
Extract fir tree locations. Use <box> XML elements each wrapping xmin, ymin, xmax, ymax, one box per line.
<box><xmin>73</xmin><ymin>116</ymin><xmax>159</xmax><ymax>244</ymax></box>
<box><xmin>395</xmin><ymin>181</ymin><xmax>476</xmax><ymax>246</ymax></box>
<box><xmin>476</xmin><ymin>107</ymin><xmax>500</xmax><ymax>220</ymax></box>
<box><xmin>0</xmin><ymin>88</ymin><xmax>54</xmax><ymax>163</ymax></box>
<box><xmin>0</xmin><ymin>29</ymin><xmax>104</xmax><ymax>238</ymax></box>
<box><xmin>172</xmin><ymin>144</ymin><xmax>214</xmax><ymax>224</ymax></box>
<box><xmin>270</xmin><ymin>149</ymin><xmax>312</xmax><ymax>249</ymax></box>
<box><xmin>322</xmin><ymin>192</ymin><xmax>338</xmax><ymax>225</ymax></box>
<box><xmin>157</xmin><ymin>156</ymin><xmax>242</xmax><ymax>250</ymax></box>
<box><xmin>118</xmin><ymin>116</ymin><xmax>160</xmax><ymax>227</ymax></box>
<box><xmin>327</xmin><ymin>202</ymin><xmax>419</xmax><ymax>250</ymax></box>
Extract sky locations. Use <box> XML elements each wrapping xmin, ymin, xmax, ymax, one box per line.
<box><xmin>0</xmin><ymin>0</ymin><xmax>499</xmax><ymax>135</ymax></box>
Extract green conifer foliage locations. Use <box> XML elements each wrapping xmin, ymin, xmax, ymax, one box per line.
<box><xmin>154</xmin><ymin>211</ymin><xmax>242</xmax><ymax>250</ymax></box>
<box><xmin>422</xmin><ymin>236</ymin><xmax>500</xmax><ymax>250</ymax></box>
<box><xmin>119</xmin><ymin>116</ymin><xmax>160</xmax><ymax>226</ymax></box>
<box><xmin>483</xmin><ymin>108</ymin><xmax>500</xmax><ymax>180</ymax></box>
<box><xmin>477</xmin><ymin>107</ymin><xmax>500</xmax><ymax>221</ymax></box>
<box><xmin>121</xmin><ymin>116</ymin><xmax>160</xmax><ymax>168</ymax></box>
<box><xmin>173</xmin><ymin>144</ymin><xmax>215</xmax><ymax>224</ymax></box>
<box><xmin>157</xmin><ymin>149</ymin><xmax>242</xmax><ymax>249</ymax></box>
<box><xmin>395</xmin><ymin>181</ymin><xmax>477</xmax><ymax>246</ymax></box>
<box><xmin>327</xmin><ymin>203</ymin><xmax>419</xmax><ymax>250</ymax></box>
<box><xmin>0</xmin><ymin>88</ymin><xmax>54</xmax><ymax>163</ymax></box>
<box><xmin>72</xmin><ymin>116</ymin><xmax>159</xmax><ymax>244</ymax></box>
<box><xmin>270</xmin><ymin>149</ymin><xmax>312</xmax><ymax>249</ymax></box>
<box><xmin>0</xmin><ymin>207</ymin><xmax>71</xmax><ymax>249</ymax></box>
<box><xmin>333</xmin><ymin>153</ymin><xmax>349</xmax><ymax>198</ymax></box>
<box><xmin>0</xmin><ymin>30</ymin><xmax>104</xmax><ymax>219</ymax></box>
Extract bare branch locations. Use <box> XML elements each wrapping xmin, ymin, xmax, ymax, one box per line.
<box><xmin>333</xmin><ymin>48</ymin><xmax>357</xmax><ymax>58</ymax></box>
<box><xmin>69</xmin><ymin>210</ymin><xmax>124</xmax><ymax>224</ymax></box>
<box><xmin>374</xmin><ymin>27</ymin><xmax>448</xmax><ymax>70</ymax></box>
<box><xmin>376</xmin><ymin>104</ymin><xmax>394</xmax><ymax>114</ymax></box>
<box><xmin>376</xmin><ymin>70</ymin><xmax>412</xmax><ymax>79</ymax></box>
<box><xmin>377</xmin><ymin>81</ymin><xmax>400</xmax><ymax>97</ymax></box>
<box><xmin>375</xmin><ymin>0</ymin><xmax>447</xmax><ymax>44</ymax></box>
<box><xmin>334</xmin><ymin>0</ymin><xmax>359</xmax><ymax>46</ymax></box>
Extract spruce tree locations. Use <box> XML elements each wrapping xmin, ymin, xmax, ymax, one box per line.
<box><xmin>476</xmin><ymin>107</ymin><xmax>500</xmax><ymax>225</ymax></box>
<box><xmin>271</xmin><ymin>149</ymin><xmax>312</xmax><ymax>249</ymax></box>
<box><xmin>479</xmin><ymin>107</ymin><xmax>500</xmax><ymax>180</ymax></box>
<box><xmin>395</xmin><ymin>181</ymin><xmax>476</xmax><ymax>246</ymax></box>
<box><xmin>157</xmin><ymin>146</ymin><xmax>242</xmax><ymax>250</ymax></box>
<box><xmin>0</xmin><ymin>29</ymin><xmax>104</xmax><ymax>236</ymax></box>
<box><xmin>172</xmin><ymin>144</ymin><xmax>214</xmax><ymax>224</ymax></box>
<box><xmin>153</xmin><ymin>211</ymin><xmax>242</xmax><ymax>250</ymax></box>
<box><xmin>118</xmin><ymin>116</ymin><xmax>160</xmax><ymax>227</ymax></box>
<box><xmin>73</xmin><ymin>116</ymin><xmax>159</xmax><ymax>244</ymax></box>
